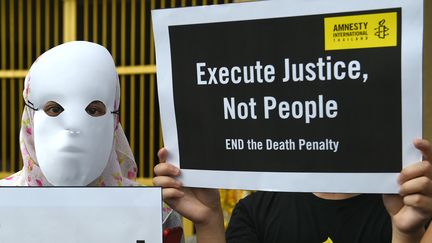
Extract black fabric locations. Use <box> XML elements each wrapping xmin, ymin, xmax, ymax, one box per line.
<box><xmin>226</xmin><ymin>192</ymin><xmax>391</xmax><ymax>243</ymax></box>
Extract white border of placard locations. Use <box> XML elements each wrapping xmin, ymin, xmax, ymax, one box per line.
<box><xmin>0</xmin><ymin>187</ymin><xmax>163</xmax><ymax>243</ymax></box>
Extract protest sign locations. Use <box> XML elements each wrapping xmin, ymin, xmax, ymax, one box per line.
<box><xmin>152</xmin><ymin>0</ymin><xmax>423</xmax><ymax>193</ymax></box>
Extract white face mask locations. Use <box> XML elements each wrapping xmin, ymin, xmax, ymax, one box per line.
<box><xmin>28</xmin><ymin>41</ymin><xmax>118</xmax><ymax>186</ymax></box>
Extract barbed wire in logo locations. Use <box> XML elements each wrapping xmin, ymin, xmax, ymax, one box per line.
<box><xmin>375</xmin><ymin>19</ymin><xmax>389</xmax><ymax>39</ymax></box>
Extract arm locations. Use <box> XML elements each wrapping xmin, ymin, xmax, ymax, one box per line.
<box><xmin>383</xmin><ymin>139</ymin><xmax>432</xmax><ymax>243</ymax></box>
<box><xmin>153</xmin><ymin>148</ymin><xmax>226</xmax><ymax>243</ymax></box>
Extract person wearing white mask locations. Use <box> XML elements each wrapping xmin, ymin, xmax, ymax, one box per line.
<box><xmin>0</xmin><ymin>41</ymin><xmax>183</xmax><ymax>238</ymax></box>
<box><xmin>0</xmin><ymin>41</ymin><xmax>135</xmax><ymax>187</ymax></box>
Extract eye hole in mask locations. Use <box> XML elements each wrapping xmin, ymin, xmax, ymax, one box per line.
<box><xmin>25</xmin><ymin>99</ymin><xmax>115</xmax><ymax>117</ymax></box>
<box><xmin>85</xmin><ymin>100</ymin><xmax>106</xmax><ymax>117</ymax></box>
<box><xmin>43</xmin><ymin>101</ymin><xmax>64</xmax><ymax>117</ymax></box>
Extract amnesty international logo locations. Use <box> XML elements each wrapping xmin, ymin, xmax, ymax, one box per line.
<box><xmin>375</xmin><ymin>19</ymin><xmax>389</xmax><ymax>39</ymax></box>
<box><xmin>324</xmin><ymin>12</ymin><xmax>398</xmax><ymax>50</ymax></box>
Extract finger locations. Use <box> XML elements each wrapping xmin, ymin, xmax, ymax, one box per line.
<box><xmin>163</xmin><ymin>188</ymin><xmax>185</xmax><ymax>200</ymax></box>
<box><xmin>154</xmin><ymin>162</ymin><xmax>180</xmax><ymax>177</ymax></box>
<box><xmin>403</xmin><ymin>194</ymin><xmax>432</xmax><ymax>213</ymax></box>
<box><xmin>398</xmin><ymin>161</ymin><xmax>432</xmax><ymax>184</ymax></box>
<box><xmin>399</xmin><ymin>176</ymin><xmax>432</xmax><ymax>196</ymax></box>
<box><xmin>153</xmin><ymin>176</ymin><xmax>182</xmax><ymax>188</ymax></box>
<box><xmin>414</xmin><ymin>139</ymin><xmax>432</xmax><ymax>162</ymax></box>
<box><xmin>157</xmin><ymin>148</ymin><xmax>168</xmax><ymax>162</ymax></box>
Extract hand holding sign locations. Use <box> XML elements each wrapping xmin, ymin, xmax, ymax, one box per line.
<box><xmin>153</xmin><ymin>149</ymin><xmax>226</xmax><ymax>243</ymax></box>
<box><xmin>383</xmin><ymin>139</ymin><xmax>432</xmax><ymax>240</ymax></box>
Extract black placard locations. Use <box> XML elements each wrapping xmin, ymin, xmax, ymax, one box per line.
<box><xmin>169</xmin><ymin>9</ymin><xmax>402</xmax><ymax>173</ymax></box>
